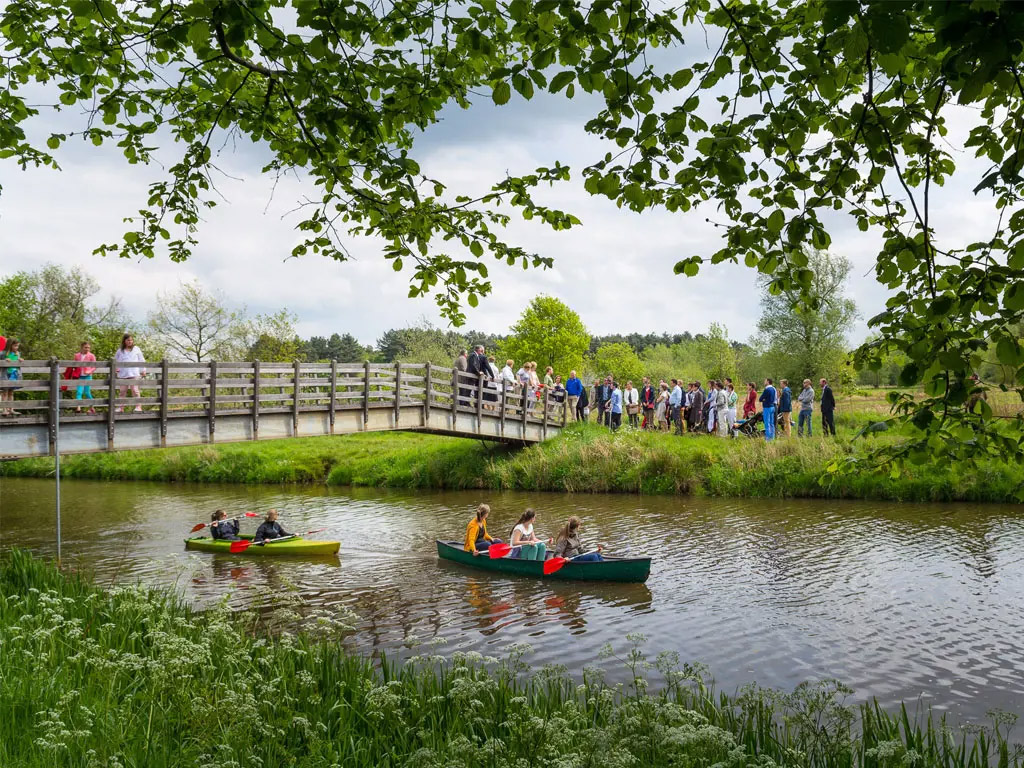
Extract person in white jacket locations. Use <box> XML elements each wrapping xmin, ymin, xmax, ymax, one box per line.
<box><xmin>623</xmin><ymin>380</ymin><xmax>640</xmax><ymax>428</ymax></box>
<box><xmin>114</xmin><ymin>333</ymin><xmax>146</xmax><ymax>412</ymax></box>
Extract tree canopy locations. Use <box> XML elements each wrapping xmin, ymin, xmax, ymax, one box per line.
<box><xmin>5</xmin><ymin>1</ymin><xmax>1024</xmax><ymax>469</ymax></box>
<box><xmin>499</xmin><ymin>296</ymin><xmax>590</xmax><ymax>375</ymax></box>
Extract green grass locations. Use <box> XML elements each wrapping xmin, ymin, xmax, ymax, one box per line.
<box><xmin>2</xmin><ymin>549</ymin><xmax>1019</xmax><ymax>768</ymax></box>
<box><xmin>3</xmin><ymin>423</ymin><xmax>1022</xmax><ymax>502</ymax></box>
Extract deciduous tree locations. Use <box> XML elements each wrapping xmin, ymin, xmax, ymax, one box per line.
<box><xmin>500</xmin><ymin>296</ymin><xmax>589</xmax><ymax>376</ymax></box>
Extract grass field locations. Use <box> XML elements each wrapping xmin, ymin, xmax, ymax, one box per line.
<box><xmin>4</xmin><ymin>413</ymin><xmax>1021</xmax><ymax>502</ymax></box>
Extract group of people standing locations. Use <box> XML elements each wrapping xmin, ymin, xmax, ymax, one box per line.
<box><xmin>0</xmin><ymin>333</ymin><xmax>148</xmax><ymax>416</ymax></box>
<box><xmin>452</xmin><ymin>346</ymin><xmax>839</xmax><ymax>440</ymax></box>
<box><xmin>751</xmin><ymin>378</ymin><xmax>837</xmax><ymax>440</ymax></box>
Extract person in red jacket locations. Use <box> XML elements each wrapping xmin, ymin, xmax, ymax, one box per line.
<box><xmin>743</xmin><ymin>382</ymin><xmax>758</xmax><ymax>419</ymax></box>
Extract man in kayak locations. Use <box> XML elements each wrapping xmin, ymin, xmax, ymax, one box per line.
<box><xmin>254</xmin><ymin>509</ymin><xmax>291</xmax><ymax>543</ymax></box>
<box><xmin>465</xmin><ymin>503</ymin><xmax>502</xmax><ymax>556</ymax></box>
<box><xmin>209</xmin><ymin>510</ymin><xmax>241</xmax><ymax>541</ymax></box>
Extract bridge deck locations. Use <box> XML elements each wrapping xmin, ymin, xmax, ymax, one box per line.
<box><xmin>0</xmin><ymin>360</ymin><xmax>566</xmax><ymax>458</ymax></box>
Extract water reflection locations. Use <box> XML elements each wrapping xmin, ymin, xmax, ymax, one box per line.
<box><xmin>2</xmin><ymin>476</ymin><xmax>1023</xmax><ymax>731</ymax></box>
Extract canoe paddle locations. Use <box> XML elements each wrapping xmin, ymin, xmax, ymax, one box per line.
<box><xmin>190</xmin><ymin>512</ymin><xmax>259</xmax><ymax>533</ymax></box>
<box><xmin>228</xmin><ymin>528</ymin><xmax>327</xmax><ymax>553</ymax></box>
<box><xmin>487</xmin><ymin>543</ymin><xmax>512</xmax><ymax>559</ymax></box>
<box><xmin>543</xmin><ymin>551</ymin><xmax>602</xmax><ymax>575</ymax></box>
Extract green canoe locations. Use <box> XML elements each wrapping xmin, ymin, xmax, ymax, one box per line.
<box><xmin>184</xmin><ymin>533</ymin><xmax>339</xmax><ymax>556</ymax></box>
<box><xmin>436</xmin><ymin>540</ymin><xmax>651</xmax><ymax>583</ymax></box>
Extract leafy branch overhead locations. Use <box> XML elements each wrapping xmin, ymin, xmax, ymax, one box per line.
<box><xmin>4</xmin><ymin>1</ymin><xmax>1024</xmax><ymax>472</ymax></box>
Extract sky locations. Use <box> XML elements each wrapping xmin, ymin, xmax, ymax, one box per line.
<box><xmin>0</xmin><ymin>31</ymin><xmax>1000</xmax><ymax>351</ymax></box>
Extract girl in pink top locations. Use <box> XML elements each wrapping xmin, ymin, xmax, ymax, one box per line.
<box><xmin>74</xmin><ymin>341</ymin><xmax>97</xmax><ymax>413</ymax></box>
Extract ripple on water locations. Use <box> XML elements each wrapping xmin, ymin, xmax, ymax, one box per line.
<box><xmin>2</xmin><ymin>478</ymin><xmax>1023</xmax><ymax>730</ymax></box>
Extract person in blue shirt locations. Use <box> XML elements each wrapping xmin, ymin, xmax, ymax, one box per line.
<box><xmin>759</xmin><ymin>378</ymin><xmax>778</xmax><ymax>441</ymax></box>
<box><xmin>778</xmin><ymin>379</ymin><xmax>793</xmax><ymax>437</ymax></box>
<box><xmin>669</xmin><ymin>378</ymin><xmax>683</xmax><ymax>435</ymax></box>
<box><xmin>608</xmin><ymin>382</ymin><xmax>623</xmax><ymax>431</ymax></box>
<box><xmin>565</xmin><ymin>370</ymin><xmax>583</xmax><ymax>422</ymax></box>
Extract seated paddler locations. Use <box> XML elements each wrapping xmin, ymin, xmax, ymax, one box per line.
<box><xmin>465</xmin><ymin>503</ymin><xmax>502</xmax><ymax>556</ymax></box>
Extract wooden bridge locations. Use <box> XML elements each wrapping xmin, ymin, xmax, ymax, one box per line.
<box><xmin>0</xmin><ymin>360</ymin><xmax>569</xmax><ymax>459</ymax></box>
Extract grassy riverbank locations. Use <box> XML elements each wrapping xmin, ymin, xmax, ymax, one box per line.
<box><xmin>4</xmin><ymin>422</ymin><xmax>1021</xmax><ymax>502</ymax></box>
<box><xmin>2</xmin><ymin>549</ymin><xmax>1018</xmax><ymax>768</ymax></box>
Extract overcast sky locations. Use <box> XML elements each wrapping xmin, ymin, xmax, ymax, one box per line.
<box><xmin>0</xmin><ymin>42</ymin><xmax>998</xmax><ymax>350</ymax></box>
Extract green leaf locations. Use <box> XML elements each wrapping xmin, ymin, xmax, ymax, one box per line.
<box><xmin>492</xmin><ymin>81</ymin><xmax>511</xmax><ymax>106</ymax></box>
<box><xmin>767</xmin><ymin>210</ymin><xmax>785</xmax><ymax>233</ymax></box>
<box><xmin>470</xmin><ymin>240</ymin><xmax>484</xmax><ymax>257</ymax></box>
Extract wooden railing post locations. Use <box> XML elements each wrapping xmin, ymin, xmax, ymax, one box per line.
<box><xmin>476</xmin><ymin>372</ymin><xmax>484</xmax><ymax>433</ymax></box>
<box><xmin>521</xmin><ymin>384</ymin><xmax>528</xmax><ymax>437</ymax></box>
<box><xmin>451</xmin><ymin>367</ymin><xmax>459</xmax><ymax>426</ymax></box>
<box><xmin>562</xmin><ymin>390</ymin><xmax>568</xmax><ymax>426</ymax></box>
<box><xmin>542</xmin><ymin>387</ymin><xmax>549</xmax><ymax>440</ymax></box>
<box><xmin>394</xmin><ymin>360</ymin><xmax>402</xmax><ymax>426</ymax></box>
<box><xmin>499</xmin><ymin>381</ymin><xmax>507</xmax><ymax>437</ymax></box>
<box><xmin>424</xmin><ymin>362</ymin><xmax>432</xmax><ymax>427</ymax></box>
<box><xmin>363</xmin><ymin>360</ymin><xmax>371</xmax><ymax>426</ymax></box>
<box><xmin>208</xmin><ymin>360</ymin><xmax>217</xmax><ymax>441</ymax></box>
<box><xmin>107</xmin><ymin>357</ymin><xmax>116</xmax><ymax>450</ymax></box>
<box><xmin>252</xmin><ymin>361</ymin><xmax>261</xmax><ymax>439</ymax></box>
<box><xmin>292</xmin><ymin>359</ymin><xmax>301</xmax><ymax>433</ymax></box>
<box><xmin>329</xmin><ymin>359</ymin><xmax>337</xmax><ymax>434</ymax></box>
<box><xmin>48</xmin><ymin>358</ymin><xmax>58</xmax><ymax>457</ymax></box>
<box><xmin>160</xmin><ymin>359</ymin><xmax>169</xmax><ymax>446</ymax></box>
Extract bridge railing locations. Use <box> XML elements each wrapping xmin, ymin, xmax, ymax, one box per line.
<box><xmin>0</xmin><ymin>360</ymin><xmax>569</xmax><ymax>447</ymax></box>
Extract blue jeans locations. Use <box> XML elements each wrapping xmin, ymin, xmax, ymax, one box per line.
<box><xmin>512</xmin><ymin>542</ymin><xmax>546</xmax><ymax>560</ymax></box>
<box><xmin>571</xmin><ymin>552</ymin><xmax>604</xmax><ymax>562</ymax></box>
<box><xmin>763</xmin><ymin>406</ymin><xmax>776</xmax><ymax>440</ymax></box>
<box><xmin>76</xmin><ymin>374</ymin><xmax>93</xmax><ymax>400</ymax></box>
<box><xmin>476</xmin><ymin>538</ymin><xmax>502</xmax><ymax>551</ymax></box>
<box><xmin>798</xmin><ymin>410</ymin><xmax>812</xmax><ymax>436</ymax></box>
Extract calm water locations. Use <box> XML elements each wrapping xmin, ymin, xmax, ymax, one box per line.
<box><xmin>2</xmin><ymin>477</ymin><xmax>1023</xmax><ymax>727</ymax></box>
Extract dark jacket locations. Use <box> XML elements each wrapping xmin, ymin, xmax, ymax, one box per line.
<box><xmin>821</xmin><ymin>385</ymin><xmax>836</xmax><ymax>411</ymax></box>
<box><xmin>211</xmin><ymin>518</ymin><xmax>240</xmax><ymax>541</ymax></box>
<box><xmin>640</xmin><ymin>385</ymin><xmax>656</xmax><ymax>408</ymax></box>
<box><xmin>594</xmin><ymin>383</ymin><xmax>609</xmax><ymax>404</ymax></box>
<box><xmin>779</xmin><ymin>386</ymin><xmax>792</xmax><ymax>412</ymax></box>
<box><xmin>759</xmin><ymin>385</ymin><xmax>777</xmax><ymax>408</ymax></box>
<box><xmin>254</xmin><ymin>520</ymin><xmax>290</xmax><ymax>542</ymax></box>
<box><xmin>577</xmin><ymin>387</ymin><xmax>589</xmax><ymax>408</ymax></box>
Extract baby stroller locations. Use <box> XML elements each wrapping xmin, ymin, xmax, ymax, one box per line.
<box><xmin>733</xmin><ymin>412</ymin><xmax>763</xmax><ymax>438</ymax></box>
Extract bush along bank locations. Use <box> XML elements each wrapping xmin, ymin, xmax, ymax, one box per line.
<box><xmin>2</xmin><ymin>424</ymin><xmax>1021</xmax><ymax>502</ymax></box>
<box><xmin>1</xmin><ymin>549</ymin><xmax>1019</xmax><ymax>768</ymax></box>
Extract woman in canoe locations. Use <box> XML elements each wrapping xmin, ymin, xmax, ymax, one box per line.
<box><xmin>553</xmin><ymin>516</ymin><xmax>604</xmax><ymax>562</ymax></box>
<box><xmin>209</xmin><ymin>510</ymin><xmax>240</xmax><ymax>541</ymax></box>
<box><xmin>465</xmin><ymin>503</ymin><xmax>502</xmax><ymax>556</ymax></box>
<box><xmin>254</xmin><ymin>509</ymin><xmax>291</xmax><ymax>543</ymax></box>
<box><xmin>509</xmin><ymin>508</ymin><xmax>548</xmax><ymax>560</ymax></box>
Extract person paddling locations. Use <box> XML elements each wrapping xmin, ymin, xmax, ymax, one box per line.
<box><xmin>465</xmin><ymin>503</ymin><xmax>502</xmax><ymax>556</ymax></box>
<box><xmin>254</xmin><ymin>509</ymin><xmax>291</xmax><ymax>543</ymax></box>
<box><xmin>209</xmin><ymin>509</ymin><xmax>241</xmax><ymax>541</ymax></box>
<box><xmin>553</xmin><ymin>516</ymin><xmax>604</xmax><ymax>562</ymax></box>
<box><xmin>508</xmin><ymin>508</ymin><xmax>549</xmax><ymax>560</ymax></box>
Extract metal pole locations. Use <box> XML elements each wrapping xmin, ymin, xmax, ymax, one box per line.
<box><xmin>55</xmin><ymin>374</ymin><xmax>62</xmax><ymax>567</ymax></box>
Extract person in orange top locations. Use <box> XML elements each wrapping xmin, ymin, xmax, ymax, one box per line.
<box><xmin>464</xmin><ymin>503</ymin><xmax>502</xmax><ymax>556</ymax></box>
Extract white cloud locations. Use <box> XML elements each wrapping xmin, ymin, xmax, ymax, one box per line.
<box><xmin>0</xmin><ymin>87</ymin><xmax>1000</xmax><ymax>352</ymax></box>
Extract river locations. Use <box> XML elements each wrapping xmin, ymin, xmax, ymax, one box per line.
<box><xmin>2</xmin><ymin>477</ymin><xmax>1022</xmax><ymax>729</ymax></box>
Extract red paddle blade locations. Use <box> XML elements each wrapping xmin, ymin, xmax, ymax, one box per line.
<box><xmin>244</xmin><ymin>512</ymin><xmax>259</xmax><ymax>517</ymax></box>
<box><xmin>304</xmin><ymin>528</ymin><xmax>326</xmax><ymax>536</ymax></box>
<box><xmin>229</xmin><ymin>540</ymin><xmax>252</xmax><ymax>554</ymax></box>
<box><xmin>190</xmin><ymin>523</ymin><xmax>206</xmax><ymax>533</ymax></box>
<box><xmin>543</xmin><ymin>557</ymin><xmax>567</xmax><ymax>576</ymax></box>
<box><xmin>488</xmin><ymin>543</ymin><xmax>511</xmax><ymax>559</ymax></box>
